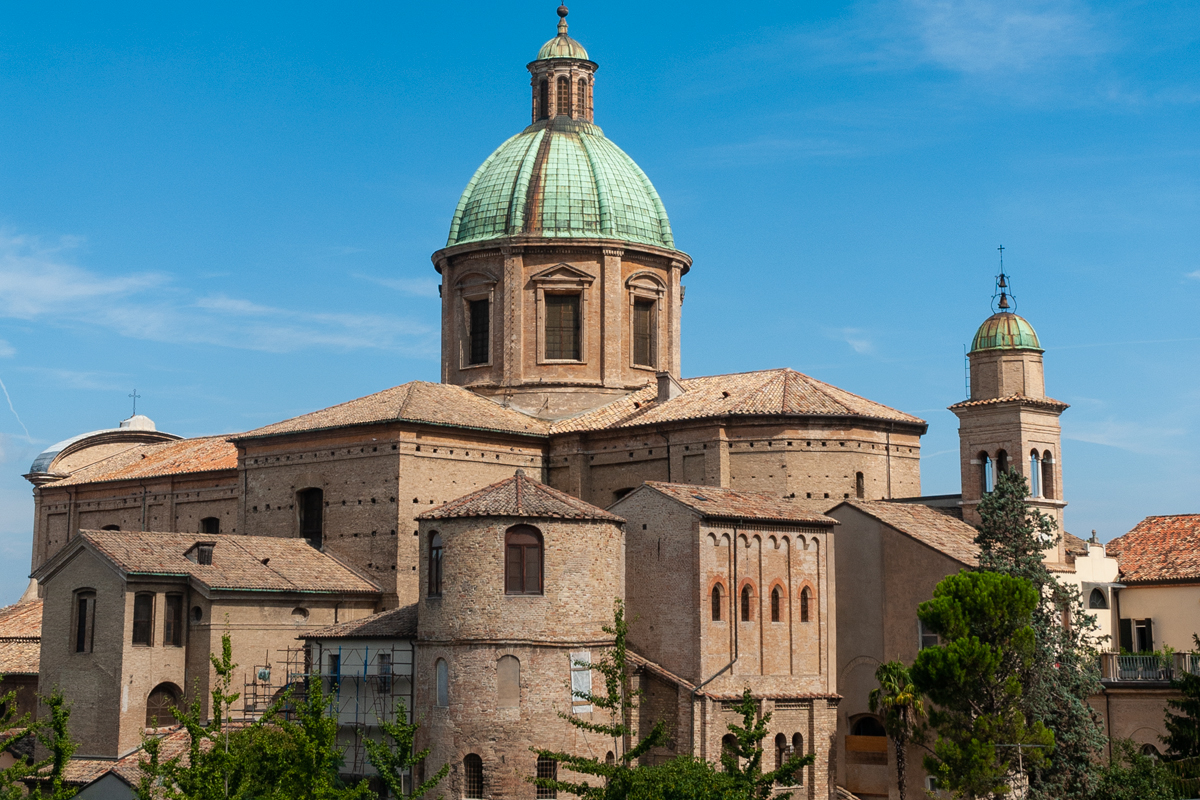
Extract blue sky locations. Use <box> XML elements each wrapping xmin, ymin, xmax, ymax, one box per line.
<box><xmin>1</xmin><ymin>1</ymin><xmax>1197</xmax><ymax>603</ymax></box>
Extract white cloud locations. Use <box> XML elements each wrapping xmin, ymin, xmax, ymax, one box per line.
<box><xmin>829</xmin><ymin>327</ymin><xmax>875</xmax><ymax>354</ymax></box>
<box><xmin>354</xmin><ymin>274</ymin><xmax>442</xmax><ymax>298</ymax></box>
<box><xmin>0</xmin><ymin>229</ymin><xmax>437</xmax><ymax>357</ymax></box>
<box><xmin>1064</xmin><ymin>418</ymin><xmax>1187</xmax><ymax>455</ymax></box>
<box><xmin>906</xmin><ymin>0</ymin><xmax>1104</xmax><ymax>74</ymax></box>
<box><xmin>0</xmin><ymin>341</ymin><xmax>14</xmax><ymax>358</ymax></box>
<box><xmin>1187</xmin><ymin>270</ymin><xmax>1200</xmax><ymax>280</ymax></box>
<box><xmin>17</xmin><ymin>367</ymin><xmax>130</xmax><ymax>392</ymax></box>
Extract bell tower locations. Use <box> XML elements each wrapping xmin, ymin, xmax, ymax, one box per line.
<box><xmin>950</xmin><ymin>251</ymin><xmax>1070</xmax><ymax>562</ymax></box>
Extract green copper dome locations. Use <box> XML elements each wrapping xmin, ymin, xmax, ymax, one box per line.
<box><xmin>970</xmin><ymin>312</ymin><xmax>1042</xmax><ymax>353</ymax></box>
<box><xmin>537</xmin><ymin>32</ymin><xmax>588</xmax><ymax>60</ymax></box>
<box><xmin>446</xmin><ymin>117</ymin><xmax>675</xmax><ymax>249</ymax></box>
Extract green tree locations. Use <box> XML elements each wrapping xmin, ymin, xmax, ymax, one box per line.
<box><xmin>32</xmin><ymin>688</ymin><xmax>78</xmax><ymax>800</ymax></box>
<box><xmin>607</xmin><ymin>755</ymin><xmax>737</xmax><ymax>800</ymax></box>
<box><xmin>363</xmin><ymin>715</ymin><xmax>449</xmax><ymax>800</ymax></box>
<box><xmin>529</xmin><ymin>599</ymin><xmax>669</xmax><ymax>800</ymax></box>
<box><xmin>719</xmin><ymin>689</ymin><xmax>813</xmax><ymax>800</ymax></box>
<box><xmin>911</xmin><ymin>570</ymin><xmax>1054</xmax><ymax>798</ymax></box>
<box><xmin>975</xmin><ymin>468</ymin><xmax>1106</xmax><ymax>799</ymax></box>
<box><xmin>1091</xmin><ymin>740</ymin><xmax>1181</xmax><ymax>800</ymax></box>
<box><xmin>0</xmin><ymin>680</ymin><xmax>38</xmax><ymax>799</ymax></box>
<box><xmin>869</xmin><ymin>661</ymin><xmax>924</xmax><ymax>800</ymax></box>
<box><xmin>1164</xmin><ymin>634</ymin><xmax>1200</xmax><ymax>759</ymax></box>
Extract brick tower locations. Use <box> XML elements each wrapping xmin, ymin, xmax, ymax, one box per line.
<box><xmin>950</xmin><ymin>256</ymin><xmax>1069</xmax><ymax>561</ymax></box>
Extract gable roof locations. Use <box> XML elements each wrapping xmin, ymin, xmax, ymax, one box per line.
<box><xmin>629</xmin><ymin>482</ymin><xmax>836</xmax><ymax>526</ymax></box>
<box><xmin>418</xmin><ymin>470</ymin><xmax>622</xmax><ymax>522</ymax></box>
<box><xmin>37</xmin><ymin>531</ymin><xmax>379</xmax><ymax>595</ymax></box>
<box><xmin>48</xmin><ymin>436</ymin><xmax>238</xmax><ymax>486</ymax></box>
<box><xmin>235</xmin><ymin>381</ymin><xmax>550</xmax><ymax>440</ymax></box>
<box><xmin>551</xmin><ymin>369</ymin><xmax>925</xmax><ymax>434</ymax></box>
<box><xmin>832</xmin><ymin>500</ymin><xmax>980</xmax><ymax>566</ymax></box>
<box><xmin>1106</xmin><ymin>514</ymin><xmax>1200</xmax><ymax>584</ymax></box>
<box><xmin>302</xmin><ymin>604</ymin><xmax>418</xmax><ymax>640</ymax></box>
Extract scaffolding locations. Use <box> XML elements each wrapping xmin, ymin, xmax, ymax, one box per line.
<box><xmin>238</xmin><ymin>640</ymin><xmax>415</xmax><ymax>780</ymax></box>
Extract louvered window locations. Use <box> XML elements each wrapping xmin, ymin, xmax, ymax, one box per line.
<box><xmin>633</xmin><ymin>299</ymin><xmax>655</xmax><ymax>368</ymax></box>
<box><xmin>544</xmin><ymin>294</ymin><xmax>580</xmax><ymax>360</ymax></box>
<box><xmin>556</xmin><ymin>76</ymin><xmax>571</xmax><ymax>116</ymax></box>
<box><xmin>468</xmin><ymin>299</ymin><xmax>490</xmax><ymax>365</ymax></box>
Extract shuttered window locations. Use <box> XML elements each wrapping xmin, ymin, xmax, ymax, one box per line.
<box><xmin>633</xmin><ymin>299</ymin><xmax>655</xmax><ymax>368</ymax></box>
<box><xmin>544</xmin><ymin>294</ymin><xmax>580</xmax><ymax>361</ymax></box>
<box><xmin>468</xmin><ymin>299</ymin><xmax>489</xmax><ymax>365</ymax></box>
<box><xmin>133</xmin><ymin>593</ymin><xmax>154</xmax><ymax>646</ymax></box>
<box><xmin>164</xmin><ymin>594</ymin><xmax>183</xmax><ymax>647</ymax></box>
<box><xmin>505</xmin><ymin>526</ymin><xmax>543</xmax><ymax>595</ymax></box>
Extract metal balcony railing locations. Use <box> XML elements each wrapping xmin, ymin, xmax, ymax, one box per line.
<box><xmin>1099</xmin><ymin>652</ymin><xmax>1200</xmax><ymax>682</ymax></box>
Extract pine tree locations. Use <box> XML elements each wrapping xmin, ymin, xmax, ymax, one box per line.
<box><xmin>529</xmin><ymin>599</ymin><xmax>669</xmax><ymax>800</ymax></box>
<box><xmin>720</xmin><ymin>689</ymin><xmax>813</xmax><ymax>800</ymax></box>
<box><xmin>975</xmin><ymin>468</ymin><xmax>1106</xmax><ymax>799</ymax></box>
<box><xmin>869</xmin><ymin>661</ymin><xmax>924</xmax><ymax>800</ymax></box>
<box><xmin>1164</xmin><ymin>634</ymin><xmax>1200</xmax><ymax>759</ymax></box>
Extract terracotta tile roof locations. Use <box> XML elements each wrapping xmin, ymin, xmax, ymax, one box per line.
<box><xmin>948</xmin><ymin>395</ymin><xmax>1069</xmax><ymax>412</ymax></box>
<box><xmin>834</xmin><ymin>500</ymin><xmax>980</xmax><ymax>566</ymax></box>
<box><xmin>418</xmin><ymin>470</ymin><xmax>623</xmax><ymax>521</ymax></box>
<box><xmin>552</xmin><ymin>369</ymin><xmax>924</xmax><ymax>433</ymax></box>
<box><xmin>1063</xmin><ymin>531</ymin><xmax>1090</xmax><ymax>556</ymax></box>
<box><xmin>703</xmin><ymin>691</ymin><xmax>842</xmax><ymax>701</ymax></box>
<box><xmin>50</xmin><ymin>436</ymin><xmax>238</xmax><ymax>486</ymax></box>
<box><xmin>51</xmin><ymin>531</ymin><xmax>379</xmax><ymax>595</ymax></box>
<box><xmin>628</xmin><ymin>651</ymin><xmax>696</xmax><ymax>692</ymax></box>
<box><xmin>235</xmin><ymin>381</ymin><xmax>550</xmax><ymax>440</ymax></box>
<box><xmin>1107</xmin><ymin>514</ymin><xmax>1200</xmax><ymax>584</ymax></box>
<box><xmin>58</xmin><ymin>725</ymin><xmax>200</xmax><ymax>788</ymax></box>
<box><xmin>634</xmin><ymin>483</ymin><xmax>837</xmax><ymax>526</ymax></box>
<box><xmin>0</xmin><ymin>599</ymin><xmax>43</xmax><ymax>676</ymax></box>
<box><xmin>302</xmin><ymin>604</ymin><xmax>417</xmax><ymax>640</ymax></box>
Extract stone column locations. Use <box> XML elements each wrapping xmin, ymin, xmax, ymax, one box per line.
<box><xmin>601</xmin><ymin>248</ymin><xmax>624</xmax><ymax>388</ymax></box>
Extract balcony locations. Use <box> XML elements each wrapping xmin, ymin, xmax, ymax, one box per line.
<box><xmin>1100</xmin><ymin>652</ymin><xmax>1200</xmax><ymax>682</ymax></box>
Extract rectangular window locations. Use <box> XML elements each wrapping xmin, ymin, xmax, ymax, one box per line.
<box><xmin>632</xmin><ymin>299</ymin><xmax>655</xmax><ymax>368</ymax></box>
<box><xmin>544</xmin><ymin>294</ymin><xmax>581</xmax><ymax>361</ymax></box>
<box><xmin>132</xmin><ymin>593</ymin><xmax>155</xmax><ymax>646</ymax></box>
<box><xmin>468</xmin><ymin>299</ymin><xmax>490</xmax><ymax>365</ymax></box>
<box><xmin>377</xmin><ymin>652</ymin><xmax>393</xmax><ymax>694</ymax></box>
<box><xmin>164</xmin><ymin>595</ymin><xmax>183</xmax><ymax>647</ymax></box>
<box><xmin>1135</xmin><ymin>618</ymin><xmax>1154</xmax><ymax>653</ymax></box>
<box><xmin>918</xmin><ymin>618</ymin><xmax>939</xmax><ymax>651</ymax></box>
<box><xmin>75</xmin><ymin>592</ymin><xmax>95</xmax><ymax>653</ymax></box>
<box><xmin>570</xmin><ymin>651</ymin><xmax>593</xmax><ymax>714</ymax></box>
<box><xmin>200</xmin><ymin>517</ymin><xmax>220</xmax><ymax>535</ymax></box>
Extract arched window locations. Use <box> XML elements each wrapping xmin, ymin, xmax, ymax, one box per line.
<box><xmin>199</xmin><ymin>517</ymin><xmax>220</xmax><ymax>535</ymax></box>
<box><xmin>774</xmin><ymin>732</ymin><xmax>788</xmax><ymax>776</ymax></box>
<box><xmin>979</xmin><ymin>452</ymin><xmax>993</xmax><ymax>494</ymax></box>
<box><xmin>800</xmin><ymin>586</ymin><xmax>812</xmax><ymax>623</ymax></box>
<box><xmin>996</xmin><ymin>449</ymin><xmax>1009</xmax><ymax>476</ymax></box>
<box><xmin>100</xmin><ymin>524</ymin><xmax>120</xmax><ymax>531</ymax></box>
<box><xmin>463</xmin><ymin>754</ymin><xmax>484</xmax><ymax>799</ymax></box>
<box><xmin>74</xmin><ymin>590</ymin><xmax>96</xmax><ymax>653</ymax></box>
<box><xmin>538</xmin><ymin>80</ymin><xmax>549</xmax><ymax>119</ymax></box>
<box><xmin>435</xmin><ymin>659</ymin><xmax>449</xmax><ymax>708</ymax></box>
<box><xmin>711</xmin><ymin>584</ymin><xmax>723</xmax><ymax>621</ymax></box>
<box><xmin>146</xmin><ymin>683</ymin><xmax>181</xmax><ymax>727</ymax></box>
<box><xmin>1142</xmin><ymin>743</ymin><xmax>1161</xmax><ymax>760</ymax></box>
<box><xmin>740</xmin><ymin>585</ymin><xmax>753</xmax><ymax>622</ymax></box>
<box><xmin>578</xmin><ymin>78</ymin><xmax>588</xmax><ymax>117</ymax></box>
<box><xmin>722</xmin><ymin>733</ymin><xmax>738</xmax><ymax>758</ymax></box>
<box><xmin>1041</xmin><ymin>450</ymin><xmax>1055</xmax><ymax>499</ymax></box>
<box><xmin>771</xmin><ymin>586</ymin><xmax>782</xmax><ymax>623</ymax></box>
<box><xmin>1089</xmin><ymin>588</ymin><xmax>1108</xmax><ymax>609</ymax></box>
<box><xmin>497</xmin><ymin>655</ymin><xmax>520</xmax><ymax>708</ymax></box>
<box><xmin>851</xmin><ymin>716</ymin><xmax>886</xmax><ymax>736</ymax></box>
<box><xmin>855</xmin><ymin>472</ymin><xmax>865</xmax><ymax>499</ymax></box>
<box><xmin>605</xmin><ymin>751</ymin><xmax>615</xmax><ymax>767</ymax></box>
<box><xmin>556</xmin><ymin>76</ymin><xmax>571</xmax><ymax>116</ymax></box>
<box><xmin>791</xmin><ymin>733</ymin><xmax>804</xmax><ymax>785</ymax></box>
<box><xmin>297</xmin><ymin>488</ymin><xmax>323</xmax><ymax>549</ymax></box>
<box><xmin>505</xmin><ymin>525</ymin><xmax>543</xmax><ymax>595</ymax></box>
<box><xmin>1029</xmin><ymin>451</ymin><xmax>1041</xmax><ymax>497</ymax></box>
<box><xmin>132</xmin><ymin>592</ymin><xmax>155</xmax><ymax>646</ymax></box>
<box><xmin>428</xmin><ymin>533</ymin><xmax>443</xmax><ymax>597</ymax></box>
<box><xmin>536</xmin><ymin>755</ymin><xmax>558</xmax><ymax>798</ymax></box>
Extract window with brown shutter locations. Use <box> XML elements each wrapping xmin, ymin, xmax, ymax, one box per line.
<box><xmin>633</xmin><ymin>298</ymin><xmax>655</xmax><ymax>368</ymax></box>
<box><xmin>164</xmin><ymin>594</ymin><xmax>183</xmax><ymax>647</ymax></box>
<box><xmin>505</xmin><ymin>525</ymin><xmax>543</xmax><ymax>595</ymax></box>
<box><xmin>544</xmin><ymin>294</ymin><xmax>581</xmax><ymax>360</ymax></box>
<box><xmin>468</xmin><ymin>299</ymin><xmax>489</xmax><ymax>365</ymax></box>
<box><xmin>556</xmin><ymin>76</ymin><xmax>571</xmax><ymax>116</ymax></box>
<box><xmin>132</xmin><ymin>593</ymin><xmax>154</xmax><ymax>646</ymax></box>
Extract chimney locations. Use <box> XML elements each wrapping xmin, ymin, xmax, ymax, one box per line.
<box><xmin>656</xmin><ymin>372</ymin><xmax>684</xmax><ymax>404</ymax></box>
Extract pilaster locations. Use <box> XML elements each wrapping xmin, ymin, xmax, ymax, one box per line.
<box><xmin>501</xmin><ymin>246</ymin><xmax>524</xmax><ymax>387</ymax></box>
<box><xmin>601</xmin><ymin>248</ymin><xmax>623</xmax><ymax>388</ymax></box>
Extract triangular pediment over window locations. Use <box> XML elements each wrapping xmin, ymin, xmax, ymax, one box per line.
<box><xmin>530</xmin><ymin>263</ymin><xmax>596</xmax><ymax>285</ymax></box>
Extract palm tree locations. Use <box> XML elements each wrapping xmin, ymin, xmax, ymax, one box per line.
<box><xmin>869</xmin><ymin>661</ymin><xmax>925</xmax><ymax>800</ymax></box>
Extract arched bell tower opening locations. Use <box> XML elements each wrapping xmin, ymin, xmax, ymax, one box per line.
<box><xmin>950</xmin><ymin>249</ymin><xmax>1069</xmax><ymax>562</ymax></box>
<box><xmin>432</xmin><ymin>5</ymin><xmax>691</xmax><ymax>419</ymax></box>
